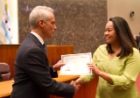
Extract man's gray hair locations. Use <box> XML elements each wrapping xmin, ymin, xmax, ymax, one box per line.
<box><xmin>29</xmin><ymin>6</ymin><xmax>54</xmax><ymax>29</ymax></box>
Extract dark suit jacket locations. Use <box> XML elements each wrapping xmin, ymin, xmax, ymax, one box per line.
<box><xmin>11</xmin><ymin>33</ymin><xmax>75</xmax><ymax>98</ymax></box>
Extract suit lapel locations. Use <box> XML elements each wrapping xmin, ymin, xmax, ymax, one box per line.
<box><xmin>27</xmin><ymin>33</ymin><xmax>46</xmax><ymax>53</ymax></box>
<box><xmin>27</xmin><ymin>33</ymin><xmax>49</xmax><ymax>68</ymax></box>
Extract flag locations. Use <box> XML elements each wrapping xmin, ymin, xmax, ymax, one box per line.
<box><xmin>0</xmin><ymin>0</ymin><xmax>12</xmax><ymax>44</ymax></box>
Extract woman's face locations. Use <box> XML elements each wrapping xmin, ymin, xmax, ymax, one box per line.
<box><xmin>104</xmin><ymin>21</ymin><xmax>119</xmax><ymax>44</ymax></box>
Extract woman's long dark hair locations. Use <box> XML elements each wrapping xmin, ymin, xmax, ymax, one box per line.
<box><xmin>106</xmin><ymin>17</ymin><xmax>137</xmax><ymax>59</ymax></box>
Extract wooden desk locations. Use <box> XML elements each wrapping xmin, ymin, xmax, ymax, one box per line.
<box><xmin>0</xmin><ymin>80</ymin><xmax>13</xmax><ymax>98</ymax></box>
<box><xmin>0</xmin><ymin>75</ymin><xmax>98</xmax><ymax>98</ymax></box>
<box><xmin>0</xmin><ymin>72</ymin><xmax>79</xmax><ymax>98</ymax></box>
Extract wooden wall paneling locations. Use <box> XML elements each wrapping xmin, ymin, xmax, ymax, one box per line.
<box><xmin>50</xmin><ymin>76</ymin><xmax>98</xmax><ymax>98</ymax></box>
<box><xmin>73</xmin><ymin>83</ymin><xmax>86</xmax><ymax>98</ymax></box>
<box><xmin>0</xmin><ymin>45</ymin><xmax>20</xmax><ymax>78</ymax></box>
<box><xmin>73</xmin><ymin>76</ymin><xmax>98</xmax><ymax>98</ymax></box>
<box><xmin>47</xmin><ymin>45</ymin><xmax>74</xmax><ymax>65</ymax></box>
<box><xmin>0</xmin><ymin>45</ymin><xmax>74</xmax><ymax>78</ymax></box>
<box><xmin>84</xmin><ymin>76</ymin><xmax>98</xmax><ymax>98</ymax></box>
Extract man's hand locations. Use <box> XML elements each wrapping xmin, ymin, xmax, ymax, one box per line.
<box><xmin>70</xmin><ymin>80</ymin><xmax>81</xmax><ymax>93</ymax></box>
<box><xmin>53</xmin><ymin>60</ymin><xmax>65</xmax><ymax>71</ymax></box>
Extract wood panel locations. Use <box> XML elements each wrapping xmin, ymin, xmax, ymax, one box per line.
<box><xmin>0</xmin><ymin>45</ymin><xmax>73</xmax><ymax>78</ymax></box>
<box><xmin>0</xmin><ymin>44</ymin><xmax>20</xmax><ymax>78</ymax></box>
<box><xmin>0</xmin><ymin>80</ymin><xmax>13</xmax><ymax>98</ymax></box>
<box><xmin>47</xmin><ymin>45</ymin><xmax>73</xmax><ymax>65</ymax></box>
<box><xmin>50</xmin><ymin>76</ymin><xmax>99</xmax><ymax>98</ymax></box>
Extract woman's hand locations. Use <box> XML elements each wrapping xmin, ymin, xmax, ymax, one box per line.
<box><xmin>87</xmin><ymin>62</ymin><xmax>102</xmax><ymax>76</ymax></box>
<box><xmin>87</xmin><ymin>62</ymin><xmax>113</xmax><ymax>84</ymax></box>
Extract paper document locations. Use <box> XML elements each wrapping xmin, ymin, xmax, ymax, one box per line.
<box><xmin>60</xmin><ymin>52</ymin><xmax>92</xmax><ymax>75</ymax></box>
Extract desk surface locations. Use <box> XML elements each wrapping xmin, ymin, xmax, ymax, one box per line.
<box><xmin>0</xmin><ymin>73</ymin><xmax>79</xmax><ymax>98</ymax></box>
<box><xmin>0</xmin><ymin>80</ymin><xmax>13</xmax><ymax>98</ymax></box>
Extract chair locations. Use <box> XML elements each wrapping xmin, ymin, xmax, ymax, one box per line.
<box><xmin>0</xmin><ymin>63</ymin><xmax>11</xmax><ymax>81</ymax></box>
<box><xmin>136</xmin><ymin>73</ymin><xmax>140</xmax><ymax>94</ymax></box>
<box><xmin>53</xmin><ymin>58</ymin><xmax>61</xmax><ymax>65</ymax></box>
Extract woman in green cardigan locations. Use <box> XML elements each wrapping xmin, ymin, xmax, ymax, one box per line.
<box><xmin>76</xmin><ymin>17</ymin><xmax>140</xmax><ymax>98</ymax></box>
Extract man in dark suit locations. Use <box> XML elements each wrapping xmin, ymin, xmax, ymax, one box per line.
<box><xmin>11</xmin><ymin>6</ymin><xmax>80</xmax><ymax>98</ymax></box>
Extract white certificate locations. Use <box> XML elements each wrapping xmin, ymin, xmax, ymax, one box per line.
<box><xmin>60</xmin><ymin>52</ymin><xmax>92</xmax><ymax>75</ymax></box>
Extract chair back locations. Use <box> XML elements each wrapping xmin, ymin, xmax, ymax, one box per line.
<box><xmin>0</xmin><ymin>63</ymin><xmax>11</xmax><ymax>81</ymax></box>
<box><xmin>53</xmin><ymin>59</ymin><xmax>61</xmax><ymax>65</ymax></box>
<box><xmin>136</xmin><ymin>73</ymin><xmax>140</xmax><ymax>94</ymax></box>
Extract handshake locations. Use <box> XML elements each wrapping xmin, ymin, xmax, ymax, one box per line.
<box><xmin>70</xmin><ymin>78</ymin><xmax>83</xmax><ymax>93</ymax></box>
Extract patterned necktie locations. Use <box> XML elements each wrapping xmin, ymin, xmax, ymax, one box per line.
<box><xmin>43</xmin><ymin>43</ymin><xmax>46</xmax><ymax>53</ymax></box>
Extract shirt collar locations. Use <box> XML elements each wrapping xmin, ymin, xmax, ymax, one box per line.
<box><xmin>31</xmin><ymin>31</ymin><xmax>44</xmax><ymax>45</ymax></box>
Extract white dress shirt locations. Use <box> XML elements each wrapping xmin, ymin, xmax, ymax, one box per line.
<box><xmin>31</xmin><ymin>31</ymin><xmax>44</xmax><ymax>45</ymax></box>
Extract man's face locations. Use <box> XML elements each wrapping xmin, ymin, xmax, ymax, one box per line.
<box><xmin>42</xmin><ymin>13</ymin><xmax>57</xmax><ymax>39</ymax></box>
